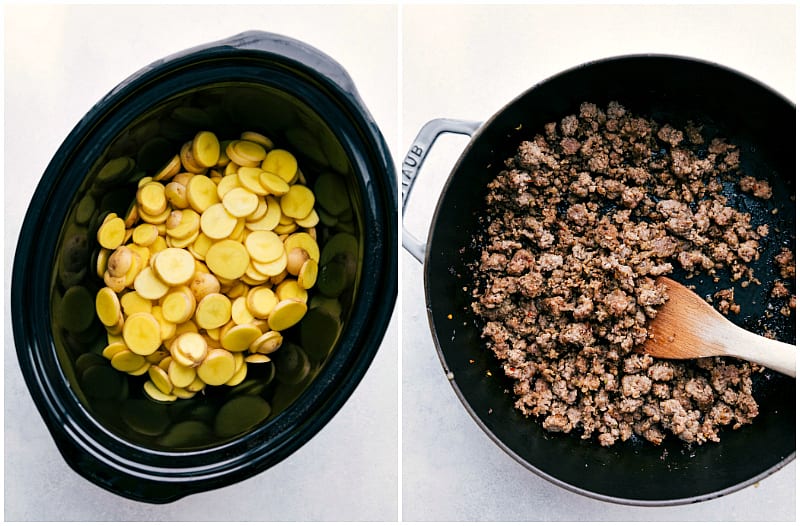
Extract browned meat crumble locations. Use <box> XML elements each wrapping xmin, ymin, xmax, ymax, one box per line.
<box><xmin>469</xmin><ymin>101</ymin><xmax>794</xmax><ymax>447</ymax></box>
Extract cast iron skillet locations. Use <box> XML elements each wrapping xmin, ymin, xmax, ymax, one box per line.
<box><xmin>402</xmin><ymin>55</ymin><xmax>795</xmax><ymax>505</ymax></box>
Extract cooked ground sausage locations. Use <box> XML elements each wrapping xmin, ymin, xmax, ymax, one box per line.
<box><xmin>469</xmin><ymin>101</ymin><xmax>794</xmax><ymax>446</ymax></box>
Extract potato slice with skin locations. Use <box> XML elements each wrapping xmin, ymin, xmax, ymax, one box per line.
<box><xmin>216</xmin><ymin>172</ymin><xmax>241</xmax><ymax>199</ymax></box>
<box><xmin>165</xmin><ymin>181</ymin><xmax>190</xmax><ymax>210</ymax></box>
<box><xmin>261</xmin><ymin>149</ymin><xmax>298</xmax><ymax>183</ymax></box>
<box><xmin>268</xmin><ymin>299</ymin><xmax>308</xmax><ymax>332</ymax></box>
<box><xmin>120</xmin><ymin>290</ymin><xmax>153</xmax><ymax>315</ymax></box>
<box><xmin>137</xmin><ymin>182</ymin><xmax>168</xmax><ymax>216</ymax></box>
<box><xmin>189</xmin><ymin>271</ymin><xmax>221</xmax><ymax>301</ymax></box>
<box><xmin>205</xmin><ymin>239</ymin><xmax>250</xmax><ymax>280</ymax></box>
<box><xmin>195</xmin><ymin>292</ymin><xmax>232</xmax><ymax>330</ymax></box>
<box><xmin>171</xmin><ymin>332</ymin><xmax>208</xmax><ymax>368</ymax></box>
<box><xmin>240</xmin><ymin>131</ymin><xmax>274</xmax><ymax>150</ymax></box>
<box><xmin>297</xmin><ymin>259</ymin><xmax>318</xmax><ymax>289</ymax></box>
<box><xmin>160</xmin><ymin>288</ymin><xmax>195</xmax><ymax>324</ymax></box>
<box><xmin>153</xmin><ymin>247</ymin><xmax>196</xmax><ymax>286</ymax></box>
<box><xmin>165</xmin><ymin>209</ymin><xmax>200</xmax><ymax>239</ymax></box>
<box><xmin>197</xmin><ymin>348</ymin><xmax>237</xmax><ymax>386</ymax></box>
<box><xmin>95</xmin><ymin>287</ymin><xmax>121</xmax><ymax>326</ymax></box>
<box><xmin>144</xmin><ymin>380</ymin><xmax>177</xmax><ymax>403</ymax></box>
<box><xmin>275</xmin><ymin>279</ymin><xmax>308</xmax><ymax>303</ymax></box>
<box><xmin>280</xmin><ymin>185</ymin><xmax>315</xmax><ymax>219</ymax></box>
<box><xmin>200</xmin><ymin>203</ymin><xmax>238</xmax><ymax>239</ymax></box>
<box><xmin>111</xmin><ymin>349</ymin><xmax>147</xmax><ymax>372</ymax></box>
<box><xmin>222</xmin><ymin>187</ymin><xmax>259</xmax><ymax>218</ymax></box>
<box><xmin>228</xmin><ymin>140</ymin><xmax>267</xmax><ymax>166</ymax></box>
<box><xmin>231</xmin><ymin>296</ymin><xmax>255</xmax><ymax>325</ymax></box>
<box><xmin>249</xmin><ymin>330</ymin><xmax>283</xmax><ymax>354</ymax></box>
<box><xmin>186</xmin><ymin>175</ymin><xmax>220</xmax><ymax>212</ymax></box>
<box><xmin>259</xmin><ymin>172</ymin><xmax>290</xmax><ymax>196</ymax></box>
<box><xmin>134</xmin><ymin>266</ymin><xmax>170</xmax><ymax>300</ymax></box>
<box><xmin>132</xmin><ymin>223</ymin><xmax>159</xmax><ymax>246</ymax></box>
<box><xmin>220</xmin><ymin>323</ymin><xmax>262</xmax><ymax>352</ymax></box>
<box><xmin>97</xmin><ymin>216</ymin><xmax>126</xmax><ymax>249</ymax></box>
<box><xmin>153</xmin><ymin>154</ymin><xmax>181</xmax><ymax>181</ymax></box>
<box><xmin>192</xmin><ymin>131</ymin><xmax>220</xmax><ymax>168</ymax></box>
<box><xmin>246</xmin><ymin>286</ymin><xmax>278</xmax><ymax>318</ymax></box>
<box><xmin>283</xmin><ymin>232</ymin><xmax>319</xmax><ymax>262</ymax></box>
<box><xmin>168</xmin><ymin>359</ymin><xmax>197</xmax><ymax>388</ymax></box>
<box><xmin>122</xmin><ymin>312</ymin><xmax>162</xmax><ymax>355</ymax></box>
<box><xmin>244</xmin><ymin>230</ymin><xmax>283</xmax><ymax>263</ymax></box>
<box><xmin>148</xmin><ymin>365</ymin><xmax>173</xmax><ymax>395</ymax></box>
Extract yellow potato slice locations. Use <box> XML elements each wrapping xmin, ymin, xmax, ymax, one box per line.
<box><xmin>150</xmin><ymin>351</ymin><xmax>169</xmax><ymax>366</ymax></box>
<box><xmin>189</xmin><ymin>271</ymin><xmax>221</xmax><ymax>302</ymax></box>
<box><xmin>143</xmin><ymin>380</ymin><xmax>177</xmax><ymax>403</ymax></box>
<box><xmin>132</xmin><ymin>223</ymin><xmax>159</xmax><ymax>246</ymax></box>
<box><xmin>192</xmin><ymin>131</ymin><xmax>220</xmax><ymax>168</ymax></box>
<box><xmin>153</xmin><ymin>153</ymin><xmax>181</xmax><ymax>181</ymax></box>
<box><xmin>171</xmin><ymin>332</ymin><xmax>208</xmax><ymax>368</ymax></box>
<box><xmin>165</xmin><ymin>209</ymin><xmax>201</xmax><ymax>239</ymax></box>
<box><xmin>186</xmin><ymin>175</ymin><xmax>220</xmax><ymax>213</ymax></box>
<box><xmin>220</xmin><ymin>323</ymin><xmax>262</xmax><ymax>352</ymax></box>
<box><xmin>280</xmin><ymin>185</ymin><xmax>315</xmax><ymax>219</ymax></box>
<box><xmin>286</xmin><ymin>247</ymin><xmax>309</xmax><ymax>276</ymax></box>
<box><xmin>97</xmin><ymin>216</ymin><xmax>126</xmax><ymax>249</ymax></box>
<box><xmin>195</xmin><ymin>292</ymin><xmax>232</xmax><ymax>330</ymax></box>
<box><xmin>246</xmin><ymin>286</ymin><xmax>278</xmax><ymax>318</ymax></box>
<box><xmin>138</xmin><ymin>205</ymin><xmax>171</xmax><ymax>225</ymax></box>
<box><xmin>105</xmin><ymin>311</ymin><xmax>125</xmax><ymax>336</ymax></box>
<box><xmin>180</xmin><ymin>141</ymin><xmax>207</xmax><ymax>174</ymax></box>
<box><xmin>167</xmin><ymin>229</ymin><xmax>200</xmax><ymax>249</ymax></box>
<box><xmin>295</xmin><ymin>209</ymin><xmax>320</xmax><ymax>229</ymax></box>
<box><xmin>200</xmin><ymin>202</ymin><xmax>238</xmax><ymax>240</ymax></box>
<box><xmin>261</xmin><ymin>149</ymin><xmax>298</xmax><ymax>183</ymax></box>
<box><xmin>251</xmin><ymin>249</ymin><xmax>287</xmax><ymax>277</ymax></box>
<box><xmin>237</xmin><ymin>166</ymin><xmax>269</xmax><ymax>196</ymax></box>
<box><xmin>244</xmin><ymin>262</ymin><xmax>270</xmax><ymax>284</ymax></box>
<box><xmin>231</xmin><ymin>296</ymin><xmax>255</xmax><ymax>325</ymax></box>
<box><xmin>190</xmin><ymin>232</ymin><xmax>214</xmax><ymax>261</ymax></box>
<box><xmin>268</xmin><ymin>299</ymin><xmax>308</xmax><ymax>331</ymax></box>
<box><xmin>134</xmin><ymin>266</ymin><xmax>169</xmax><ymax>300</ymax></box>
<box><xmin>127</xmin><ymin>243</ymin><xmax>151</xmax><ymax>269</ymax></box>
<box><xmin>216</xmin><ymin>172</ymin><xmax>241</xmax><ymax>199</ymax></box>
<box><xmin>224</xmin><ymin>161</ymin><xmax>240</xmax><ymax>176</ymax></box>
<box><xmin>229</xmin><ymin>218</ymin><xmax>246</xmax><ymax>242</ymax></box>
<box><xmin>151</xmin><ymin>305</ymin><xmax>177</xmax><ymax>341</ymax></box>
<box><xmin>248</xmin><ymin>330</ymin><xmax>283</xmax><ymax>354</ymax></box>
<box><xmin>227</xmin><ymin>140</ymin><xmax>267</xmax><ymax>166</ymax></box>
<box><xmin>284</xmin><ymin>232</ymin><xmax>320</xmax><ymax>262</ymax></box>
<box><xmin>148</xmin><ymin>365</ymin><xmax>173</xmax><ymax>395</ymax></box>
<box><xmin>273</xmin><ymin>222</ymin><xmax>298</xmax><ymax>235</ymax></box>
<box><xmin>152</xmin><ymin>247</ymin><xmax>195</xmax><ymax>286</ymax></box>
<box><xmin>122</xmin><ymin>312</ymin><xmax>162</xmax><ymax>356</ymax></box>
<box><xmin>160</xmin><ymin>289</ymin><xmax>195</xmax><ymax>324</ymax></box>
<box><xmin>275</xmin><ymin>279</ymin><xmax>308</xmax><ymax>303</ymax></box>
<box><xmin>102</xmin><ymin>341</ymin><xmax>128</xmax><ymax>360</ymax></box>
<box><xmin>96</xmin><ymin>248</ymin><xmax>111</xmax><ymax>279</ymax></box>
<box><xmin>150</xmin><ymin>235</ymin><xmax>168</xmax><ymax>255</ymax></box>
<box><xmin>240</xmin><ymin>131</ymin><xmax>274</xmax><ymax>150</ymax></box>
<box><xmin>246</xmin><ymin>196</ymin><xmax>282</xmax><ymax>231</ymax></box>
<box><xmin>120</xmin><ymin>290</ymin><xmax>153</xmax><ymax>315</ymax></box>
<box><xmin>168</xmin><ymin>359</ymin><xmax>197</xmax><ymax>388</ymax></box>
<box><xmin>172</xmin><ymin>387</ymin><xmax>197</xmax><ymax>399</ymax></box>
<box><xmin>297</xmin><ymin>259</ymin><xmax>318</xmax><ymax>289</ymax></box>
<box><xmin>197</xmin><ymin>348</ymin><xmax>237</xmax><ymax>386</ymax></box>
<box><xmin>165</xmin><ymin>181</ymin><xmax>190</xmax><ymax>209</ymax></box>
<box><xmin>95</xmin><ymin>287</ymin><xmax>121</xmax><ymax>326</ymax></box>
<box><xmin>244</xmin><ymin>230</ymin><xmax>283</xmax><ymax>263</ymax></box>
<box><xmin>205</xmin><ymin>239</ymin><xmax>250</xmax><ymax>280</ymax></box>
<box><xmin>111</xmin><ymin>349</ymin><xmax>147</xmax><ymax>373</ymax></box>
<box><xmin>259</xmin><ymin>172</ymin><xmax>290</xmax><ymax>196</ymax></box>
<box><xmin>244</xmin><ymin>354</ymin><xmax>271</xmax><ymax>364</ymax></box>
<box><xmin>222</xmin><ymin>187</ymin><xmax>259</xmax><ymax>218</ymax></box>
<box><xmin>137</xmin><ymin>182</ymin><xmax>168</xmax><ymax>216</ymax></box>
<box><xmin>225</xmin><ymin>361</ymin><xmax>248</xmax><ymax>386</ymax></box>
<box><xmin>246</xmin><ymin>197</ymin><xmax>268</xmax><ymax>221</ymax></box>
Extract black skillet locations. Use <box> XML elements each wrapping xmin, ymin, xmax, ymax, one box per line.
<box><xmin>402</xmin><ymin>55</ymin><xmax>795</xmax><ymax>505</ymax></box>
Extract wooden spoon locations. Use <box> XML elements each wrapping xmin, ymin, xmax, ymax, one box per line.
<box><xmin>641</xmin><ymin>276</ymin><xmax>796</xmax><ymax>377</ymax></box>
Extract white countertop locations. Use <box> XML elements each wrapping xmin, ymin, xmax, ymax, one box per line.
<box><xmin>4</xmin><ymin>4</ymin><xmax>398</xmax><ymax>521</ymax></box>
<box><xmin>400</xmin><ymin>4</ymin><xmax>796</xmax><ymax>522</ymax></box>
<box><xmin>4</xmin><ymin>3</ymin><xmax>796</xmax><ymax>522</ymax></box>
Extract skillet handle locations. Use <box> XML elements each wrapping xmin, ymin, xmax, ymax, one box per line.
<box><xmin>401</xmin><ymin>118</ymin><xmax>482</xmax><ymax>263</ymax></box>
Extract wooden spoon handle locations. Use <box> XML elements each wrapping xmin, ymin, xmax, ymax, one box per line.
<box><xmin>727</xmin><ymin>327</ymin><xmax>796</xmax><ymax>378</ymax></box>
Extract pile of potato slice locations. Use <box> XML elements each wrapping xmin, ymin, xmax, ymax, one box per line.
<box><xmin>94</xmin><ymin>130</ymin><xmax>320</xmax><ymax>402</ymax></box>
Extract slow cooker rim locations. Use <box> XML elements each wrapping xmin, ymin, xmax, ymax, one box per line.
<box><xmin>12</xmin><ymin>34</ymin><xmax>396</xmax><ymax>500</ymax></box>
<box><xmin>419</xmin><ymin>53</ymin><xmax>794</xmax><ymax>505</ymax></box>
